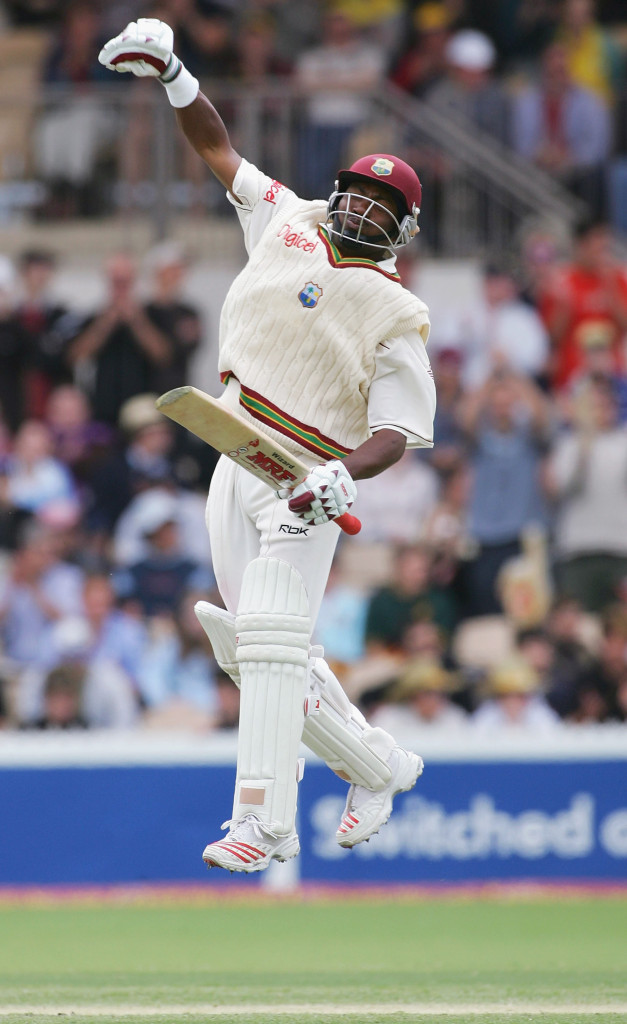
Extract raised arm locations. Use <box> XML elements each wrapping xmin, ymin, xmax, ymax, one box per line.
<box><xmin>98</xmin><ymin>18</ymin><xmax>241</xmax><ymax>193</ymax></box>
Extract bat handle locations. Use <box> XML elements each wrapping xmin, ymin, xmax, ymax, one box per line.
<box><xmin>336</xmin><ymin>512</ymin><xmax>362</xmax><ymax>535</ymax></box>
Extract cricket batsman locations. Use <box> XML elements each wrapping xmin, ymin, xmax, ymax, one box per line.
<box><xmin>99</xmin><ymin>19</ymin><xmax>436</xmax><ymax>873</ymax></box>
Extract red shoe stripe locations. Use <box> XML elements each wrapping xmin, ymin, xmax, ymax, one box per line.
<box><xmin>229</xmin><ymin>841</ymin><xmax>266</xmax><ymax>858</ymax></box>
<box><xmin>347</xmin><ymin>814</ymin><xmax>359</xmax><ymax>824</ymax></box>
<box><xmin>209</xmin><ymin>842</ymin><xmax>251</xmax><ymax>864</ymax></box>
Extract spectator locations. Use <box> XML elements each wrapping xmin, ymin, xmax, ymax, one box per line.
<box><xmin>441</xmin><ymin>264</ymin><xmax>550</xmax><ymax>389</ymax></box>
<box><xmin>539</xmin><ymin>219</ymin><xmax>627</xmax><ymax>392</ymax></box>
<box><xmin>33</xmin><ymin>1</ymin><xmax>119</xmax><ymax>218</ymax></box>
<box><xmin>67</xmin><ymin>253</ymin><xmax>175</xmax><ymax>426</ymax></box>
<box><xmin>428</xmin><ymin>347</ymin><xmax>467</xmax><ymax>474</ymax></box>
<box><xmin>389</xmin><ymin>2</ymin><xmax>453</xmax><ymax>99</ymax></box>
<box><xmin>86</xmin><ymin>393</ymin><xmax>178</xmax><ymax>540</ymax></box>
<box><xmin>137</xmin><ymin>591</ymin><xmax>219</xmax><ymax>719</ymax></box>
<box><xmin>143</xmin><ymin>242</ymin><xmax>203</xmax><ymax>395</ymax></box>
<box><xmin>17</xmin><ymin>615</ymin><xmax>139</xmax><ymax>729</ymax></box>
<box><xmin>44</xmin><ymin>385</ymin><xmax>114</xmax><ymax>490</ymax></box>
<box><xmin>294</xmin><ymin>7</ymin><xmax>386</xmax><ymax>198</ymax></box>
<box><xmin>472</xmin><ymin>654</ymin><xmax>561</xmax><ymax>732</ymax></box>
<box><xmin>211</xmin><ymin>668</ymin><xmax>240</xmax><ymax>730</ymax></box>
<box><xmin>365</xmin><ymin>542</ymin><xmax>458</xmax><ymax>653</ymax></box>
<box><xmin>565</xmin><ymin>606</ymin><xmax>627</xmax><ymax>722</ymax></box>
<box><xmin>112</xmin><ymin>488</ymin><xmax>214</xmax><ymax>618</ymax></box>
<box><xmin>561</xmin><ymin>331</ymin><xmax>627</xmax><ymax>426</ymax></box>
<box><xmin>0</xmin><ymin>520</ymin><xmax>85</xmax><ymax>668</ymax></box>
<box><xmin>554</xmin><ymin>0</ymin><xmax>623</xmax><ymax>108</ymax></box>
<box><xmin>112</xmin><ymin>482</ymin><xmax>213</xmax><ymax>571</ymax></box>
<box><xmin>353</xmin><ymin>450</ymin><xmax>440</xmax><ymax>545</ymax></box>
<box><xmin>333</xmin><ymin>0</ymin><xmax>406</xmax><ymax>58</ymax></box>
<box><xmin>458</xmin><ymin>369</ymin><xmax>551</xmax><ymax>616</ymax></box>
<box><xmin>312</xmin><ymin>561</ymin><xmax>369</xmax><ymax>671</ymax></box>
<box><xmin>545</xmin><ymin>375</ymin><xmax>627</xmax><ymax>613</ymax></box>
<box><xmin>0</xmin><ymin>419</ymin><xmax>80</xmax><ymax>521</ymax></box>
<box><xmin>80</xmin><ymin>572</ymin><xmax>147</xmax><ymax>692</ymax></box>
<box><xmin>0</xmin><ymin>255</ymin><xmax>25</xmax><ymax>435</ymax></box>
<box><xmin>369</xmin><ymin>656</ymin><xmax>466</xmax><ymax>737</ymax></box>
<box><xmin>458</xmin><ymin>370</ymin><xmax>549</xmax><ymax>614</ymax></box>
<box><xmin>235</xmin><ymin>10</ymin><xmax>293</xmax><ymax>82</ymax></box>
<box><xmin>21</xmin><ymin>662</ymin><xmax>88</xmax><ymax>730</ymax></box>
<box><xmin>176</xmin><ymin>3</ymin><xmax>239</xmax><ymax>81</ymax></box>
<box><xmin>424</xmin><ymin>29</ymin><xmax>510</xmax><ymax>144</ymax></box>
<box><xmin>510</xmin><ymin>41</ymin><xmax>612</xmax><ymax>218</ymax></box>
<box><xmin>12</xmin><ymin>250</ymin><xmax>72</xmax><ymax>420</ymax></box>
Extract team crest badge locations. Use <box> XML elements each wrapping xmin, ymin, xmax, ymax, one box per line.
<box><xmin>298</xmin><ymin>282</ymin><xmax>323</xmax><ymax>308</ymax></box>
<box><xmin>371</xmin><ymin>158</ymin><xmax>394</xmax><ymax>176</ymax></box>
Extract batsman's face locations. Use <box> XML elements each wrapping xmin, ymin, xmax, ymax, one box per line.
<box><xmin>337</xmin><ymin>181</ymin><xmax>399</xmax><ymax>237</ymax></box>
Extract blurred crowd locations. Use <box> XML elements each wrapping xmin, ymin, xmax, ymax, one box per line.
<box><xmin>0</xmin><ymin>0</ymin><xmax>625</xmax><ymax>231</ymax></box>
<box><xmin>0</xmin><ymin>0</ymin><xmax>626</xmax><ymax>739</ymax></box>
<box><xmin>1</xmin><ymin>211</ymin><xmax>627</xmax><ymax>737</ymax></box>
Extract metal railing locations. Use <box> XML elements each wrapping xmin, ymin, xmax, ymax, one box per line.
<box><xmin>0</xmin><ymin>79</ymin><xmax>603</xmax><ymax>256</ymax></box>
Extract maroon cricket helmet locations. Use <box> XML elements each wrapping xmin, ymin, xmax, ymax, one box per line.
<box><xmin>336</xmin><ymin>154</ymin><xmax>422</xmax><ymax>217</ymax></box>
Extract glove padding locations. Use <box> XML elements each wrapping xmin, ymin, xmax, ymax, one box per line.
<box><xmin>98</xmin><ymin>19</ymin><xmax>177</xmax><ymax>79</ymax></box>
<box><xmin>282</xmin><ymin>460</ymin><xmax>357</xmax><ymax>527</ymax></box>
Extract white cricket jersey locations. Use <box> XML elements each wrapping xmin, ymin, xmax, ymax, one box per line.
<box><xmin>220</xmin><ymin>158</ymin><xmax>435</xmax><ymax>458</ymax></box>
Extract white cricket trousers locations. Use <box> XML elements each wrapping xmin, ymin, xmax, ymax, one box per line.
<box><xmin>207</xmin><ymin>455</ymin><xmax>340</xmax><ymax>622</ymax></box>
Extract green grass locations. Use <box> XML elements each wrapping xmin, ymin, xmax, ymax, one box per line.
<box><xmin>0</xmin><ymin>893</ymin><xmax>626</xmax><ymax>1023</ymax></box>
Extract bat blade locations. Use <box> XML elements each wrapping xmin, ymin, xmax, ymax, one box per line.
<box><xmin>156</xmin><ymin>387</ymin><xmax>361</xmax><ymax>535</ymax></box>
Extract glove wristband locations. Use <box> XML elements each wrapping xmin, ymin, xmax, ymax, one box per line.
<box><xmin>159</xmin><ymin>58</ymin><xmax>199</xmax><ymax>108</ymax></box>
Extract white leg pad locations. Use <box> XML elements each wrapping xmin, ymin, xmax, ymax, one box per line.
<box><xmin>194</xmin><ymin>601</ymin><xmax>240</xmax><ymax>683</ymax></box>
<box><xmin>233</xmin><ymin>557</ymin><xmax>310</xmax><ymax>835</ymax></box>
<box><xmin>194</xmin><ymin>600</ymin><xmax>393</xmax><ymax>792</ymax></box>
<box><xmin>304</xmin><ymin>656</ymin><xmax>394</xmax><ymax>791</ymax></box>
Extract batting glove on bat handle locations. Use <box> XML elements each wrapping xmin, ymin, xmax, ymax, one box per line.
<box><xmin>287</xmin><ymin>460</ymin><xmax>361</xmax><ymax>534</ymax></box>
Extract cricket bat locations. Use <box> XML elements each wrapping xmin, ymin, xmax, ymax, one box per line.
<box><xmin>155</xmin><ymin>386</ymin><xmax>361</xmax><ymax>535</ymax></box>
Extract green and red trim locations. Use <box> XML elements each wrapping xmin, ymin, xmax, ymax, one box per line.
<box><xmin>222</xmin><ymin>374</ymin><xmax>352</xmax><ymax>460</ymax></box>
<box><xmin>317</xmin><ymin>226</ymin><xmax>401</xmax><ymax>281</ymax></box>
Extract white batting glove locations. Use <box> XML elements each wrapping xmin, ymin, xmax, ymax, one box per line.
<box><xmin>283</xmin><ymin>460</ymin><xmax>357</xmax><ymax>527</ymax></box>
<box><xmin>98</xmin><ymin>19</ymin><xmax>179</xmax><ymax>80</ymax></box>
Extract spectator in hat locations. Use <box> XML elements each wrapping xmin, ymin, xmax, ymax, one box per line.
<box><xmin>112</xmin><ymin>488</ymin><xmax>214</xmax><ymax>618</ymax></box>
<box><xmin>472</xmin><ymin>654</ymin><xmax>561</xmax><ymax>732</ymax></box>
<box><xmin>86</xmin><ymin>393</ymin><xmax>177</xmax><ymax>541</ymax></box>
<box><xmin>369</xmin><ymin>656</ymin><xmax>466</xmax><ymax>738</ymax></box>
<box><xmin>423</xmin><ymin>28</ymin><xmax>510</xmax><ymax>145</ymax></box>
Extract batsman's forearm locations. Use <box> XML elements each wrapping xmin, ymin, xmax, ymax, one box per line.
<box><xmin>342</xmin><ymin>428</ymin><xmax>406</xmax><ymax>481</ymax></box>
<box><xmin>175</xmin><ymin>93</ymin><xmax>241</xmax><ymax>191</ymax></box>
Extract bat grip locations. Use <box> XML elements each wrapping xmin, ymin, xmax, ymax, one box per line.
<box><xmin>336</xmin><ymin>512</ymin><xmax>362</xmax><ymax>535</ymax></box>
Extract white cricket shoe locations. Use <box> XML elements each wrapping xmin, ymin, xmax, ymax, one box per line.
<box><xmin>336</xmin><ymin>747</ymin><xmax>424</xmax><ymax>848</ymax></box>
<box><xmin>202</xmin><ymin>814</ymin><xmax>300</xmax><ymax>873</ymax></box>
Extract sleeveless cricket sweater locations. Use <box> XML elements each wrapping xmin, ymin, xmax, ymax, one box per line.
<box><xmin>218</xmin><ymin>195</ymin><xmax>430</xmax><ymax>463</ymax></box>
